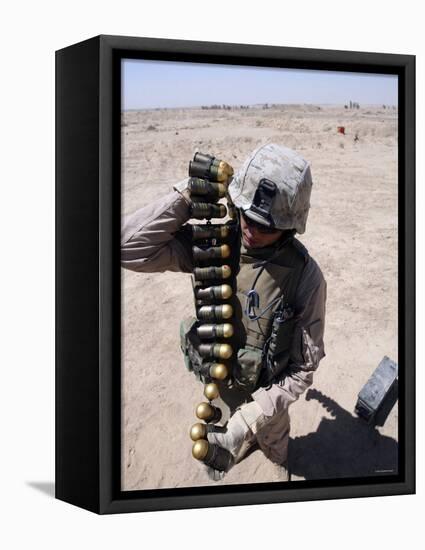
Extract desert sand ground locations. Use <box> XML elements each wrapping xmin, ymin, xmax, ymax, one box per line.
<box><xmin>121</xmin><ymin>104</ymin><xmax>398</xmax><ymax>490</ymax></box>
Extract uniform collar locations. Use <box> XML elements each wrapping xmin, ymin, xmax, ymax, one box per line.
<box><xmin>240</xmin><ymin>231</ymin><xmax>295</xmax><ymax>262</ymax></box>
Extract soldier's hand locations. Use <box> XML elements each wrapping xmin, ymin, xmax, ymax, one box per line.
<box><xmin>207</xmin><ymin>400</ymin><xmax>265</xmax><ymax>463</ymax></box>
<box><xmin>173</xmin><ymin>178</ymin><xmax>192</xmax><ymax>205</ymax></box>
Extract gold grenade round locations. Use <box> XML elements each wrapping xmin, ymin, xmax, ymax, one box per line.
<box><xmin>192</xmin><ymin>439</ymin><xmax>209</xmax><ymax>460</ymax></box>
<box><xmin>190</xmin><ymin>422</ymin><xmax>207</xmax><ymax>441</ymax></box>
<box><xmin>204</xmin><ymin>382</ymin><xmax>220</xmax><ymax>401</ymax></box>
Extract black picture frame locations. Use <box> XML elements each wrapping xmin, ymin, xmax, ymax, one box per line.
<box><xmin>56</xmin><ymin>34</ymin><xmax>415</xmax><ymax>514</ymax></box>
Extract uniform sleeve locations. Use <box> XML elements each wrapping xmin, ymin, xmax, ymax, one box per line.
<box><xmin>121</xmin><ymin>190</ymin><xmax>194</xmax><ymax>273</ymax></box>
<box><xmin>252</xmin><ymin>257</ymin><xmax>327</xmax><ymax>417</ymax></box>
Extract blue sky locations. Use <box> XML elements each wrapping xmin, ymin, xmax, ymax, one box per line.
<box><xmin>122</xmin><ymin>58</ymin><xmax>398</xmax><ymax>110</ymax></box>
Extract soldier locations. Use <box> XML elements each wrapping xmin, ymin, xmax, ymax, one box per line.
<box><xmin>121</xmin><ymin>143</ymin><xmax>327</xmax><ymax>480</ymax></box>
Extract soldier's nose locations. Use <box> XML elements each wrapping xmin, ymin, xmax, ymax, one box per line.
<box><xmin>248</xmin><ymin>225</ymin><xmax>261</xmax><ymax>237</ymax></box>
<box><xmin>245</xmin><ymin>227</ymin><xmax>255</xmax><ymax>239</ymax></box>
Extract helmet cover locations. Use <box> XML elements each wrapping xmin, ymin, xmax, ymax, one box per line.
<box><xmin>228</xmin><ymin>143</ymin><xmax>313</xmax><ymax>233</ymax></box>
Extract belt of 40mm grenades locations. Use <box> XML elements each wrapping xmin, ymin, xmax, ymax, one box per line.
<box><xmin>184</xmin><ymin>152</ymin><xmax>241</xmax><ymax>468</ymax></box>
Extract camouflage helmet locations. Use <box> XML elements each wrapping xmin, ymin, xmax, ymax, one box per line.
<box><xmin>228</xmin><ymin>143</ymin><xmax>313</xmax><ymax>234</ymax></box>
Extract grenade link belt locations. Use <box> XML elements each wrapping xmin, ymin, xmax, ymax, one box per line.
<box><xmin>183</xmin><ymin>152</ymin><xmax>240</xmax><ymax>471</ymax></box>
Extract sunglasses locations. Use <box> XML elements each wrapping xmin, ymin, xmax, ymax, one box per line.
<box><xmin>240</xmin><ymin>210</ymin><xmax>280</xmax><ymax>234</ymax></box>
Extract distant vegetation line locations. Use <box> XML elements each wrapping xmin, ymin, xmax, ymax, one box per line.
<box><xmin>123</xmin><ymin>102</ymin><xmax>397</xmax><ymax>113</ymax></box>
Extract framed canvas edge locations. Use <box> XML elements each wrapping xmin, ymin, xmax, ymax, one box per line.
<box><xmin>100</xmin><ymin>479</ymin><xmax>414</xmax><ymax>515</ymax></box>
<box><xmin>401</xmin><ymin>53</ymin><xmax>415</xmax><ymax>496</ymax></box>
<box><xmin>56</xmin><ymin>36</ymin><xmax>102</xmax><ymax>514</ymax></box>
<box><xmin>99</xmin><ymin>33</ymin><xmax>414</xmax><ymax>68</ymax></box>
<box><xmin>82</xmin><ymin>35</ymin><xmax>414</xmax><ymax>514</ymax></box>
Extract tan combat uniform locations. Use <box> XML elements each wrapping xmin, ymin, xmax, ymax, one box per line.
<box><xmin>121</xmin><ymin>190</ymin><xmax>327</xmax><ymax>465</ymax></box>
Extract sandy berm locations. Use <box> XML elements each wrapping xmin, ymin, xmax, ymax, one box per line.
<box><xmin>121</xmin><ymin>104</ymin><xmax>398</xmax><ymax>490</ymax></box>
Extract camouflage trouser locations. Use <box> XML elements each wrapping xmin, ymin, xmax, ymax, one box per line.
<box><xmin>255</xmin><ymin>410</ymin><xmax>290</xmax><ymax>465</ymax></box>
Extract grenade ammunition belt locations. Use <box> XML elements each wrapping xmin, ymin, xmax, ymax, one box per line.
<box><xmin>182</xmin><ymin>152</ymin><xmax>241</xmax><ymax>470</ymax></box>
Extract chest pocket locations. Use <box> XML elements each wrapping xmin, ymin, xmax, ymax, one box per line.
<box><xmin>233</xmin><ymin>346</ymin><xmax>263</xmax><ymax>392</ymax></box>
<box><xmin>244</xmin><ymin>314</ymin><xmax>274</xmax><ymax>349</ymax></box>
<box><xmin>235</xmin><ymin>263</ymin><xmax>298</xmax><ymax>389</ymax></box>
<box><xmin>240</xmin><ymin>262</ymin><xmax>295</xmax><ymax>340</ymax></box>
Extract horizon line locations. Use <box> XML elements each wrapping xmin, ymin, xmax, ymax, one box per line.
<box><xmin>122</xmin><ymin>102</ymin><xmax>398</xmax><ymax>112</ymax></box>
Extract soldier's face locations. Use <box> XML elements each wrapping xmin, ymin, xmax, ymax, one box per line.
<box><xmin>240</xmin><ymin>211</ymin><xmax>284</xmax><ymax>248</ymax></box>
